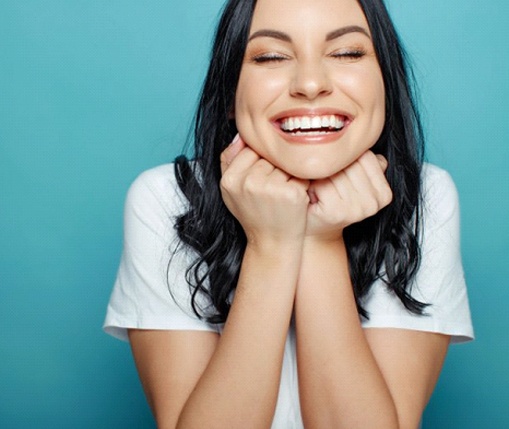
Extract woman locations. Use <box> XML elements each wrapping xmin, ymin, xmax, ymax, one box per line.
<box><xmin>104</xmin><ymin>0</ymin><xmax>473</xmax><ymax>427</ymax></box>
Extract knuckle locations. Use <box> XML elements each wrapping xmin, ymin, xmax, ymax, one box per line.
<box><xmin>284</xmin><ymin>185</ymin><xmax>302</xmax><ymax>202</ymax></box>
<box><xmin>383</xmin><ymin>188</ymin><xmax>393</xmax><ymax>206</ymax></box>
<box><xmin>363</xmin><ymin>150</ymin><xmax>376</xmax><ymax>161</ymax></box>
<box><xmin>243</xmin><ymin>173</ymin><xmax>262</xmax><ymax>195</ymax></box>
<box><xmin>365</xmin><ymin>199</ymin><xmax>379</xmax><ymax>216</ymax></box>
<box><xmin>220</xmin><ymin>172</ymin><xmax>236</xmax><ymax>191</ymax></box>
<box><xmin>378</xmin><ymin>184</ymin><xmax>393</xmax><ymax>207</ymax></box>
<box><xmin>288</xmin><ymin>184</ymin><xmax>309</xmax><ymax>206</ymax></box>
<box><xmin>219</xmin><ymin>150</ymin><xmax>228</xmax><ymax>164</ymax></box>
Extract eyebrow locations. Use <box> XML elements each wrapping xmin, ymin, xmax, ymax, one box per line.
<box><xmin>248</xmin><ymin>25</ymin><xmax>371</xmax><ymax>43</ymax></box>
<box><xmin>326</xmin><ymin>25</ymin><xmax>371</xmax><ymax>41</ymax></box>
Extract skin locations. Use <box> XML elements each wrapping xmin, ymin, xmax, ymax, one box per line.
<box><xmin>129</xmin><ymin>0</ymin><xmax>450</xmax><ymax>428</ymax></box>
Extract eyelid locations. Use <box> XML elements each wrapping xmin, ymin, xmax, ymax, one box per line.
<box><xmin>329</xmin><ymin>48</ymin><xmax>367</xmax><ymax>59</ymax></box>
<box><xmin>250</xmin><ymin>52</ymin><xmax>290</xmax><ymax>63</ymax></box>
<box><xmin>246</xmin><ymin>38</ymin><xmax>293</xmax><ymax>62</ymax></box>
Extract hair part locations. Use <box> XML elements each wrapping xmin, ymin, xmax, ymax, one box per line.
<box><xmin>174</xmin><ymin>0</ymin><xmax>428</xmax><ymax>324</ymax></box>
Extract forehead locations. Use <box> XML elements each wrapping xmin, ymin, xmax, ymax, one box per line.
<box><xmin>250</xmin><ymin>0</ymin><xmax>369</xmax><ymax>35</ymax></box>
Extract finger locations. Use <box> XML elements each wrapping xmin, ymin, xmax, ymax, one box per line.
<box><xmin>358</xmin><ymin>151</ymin><xmax>393</xmax><ymax>206</ymax></box>
<box><xmin>220</xmin><ymin>134</ymin><xmax>251</xmax><ymax>175</ymax></box>
<box><xmin>248</xmin><ymin>158</ymin><xmax>278</xmax><ymax>183</ymax></box>
<box><xmin>358</xmin><ymin>151</ymin><xmax>389</xmax><ymax>184</ymax></box>
<box><xmin>307</xmin><ymin>185</ymin><xmax>319</xmax><ymax>204</ymax></box>
<box><xmin>375</xmin><ymin>153</ymin><xmax>388</xmax><ymax>172</ymax></box>
<box><xmin>342</xmin><ymin>157</ymin><xmax>376</xmax><ymax>197</ymax></box>
<box><xmin>311</xmin><ymin>174</ymin><xmax>348</xmax><ymax>208</ymax></box>
<box><xmin>223</xmin><ymin>146</ymin><xmax>260</xmax><ymax>174</ymax></box>
<box><xmin>224</xmin><ymin>134</ymin><xmax>244</xmax><ymax>164</ymax></box>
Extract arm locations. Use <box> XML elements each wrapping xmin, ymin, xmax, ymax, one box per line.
<box><xmin>128</xmin><ymin>329</ymin><xmax>218</xmax><ymax>429</ymax></box>
<box><xmin>176</xmin><ymin>240</ymin><xmax>302</xmax><ymax>429</ymax></box>
<box><xmin>130</xmin><ymin>240</ymin><xmax>301</xmax><ymax>429</ymax></box>
<box><xmin>295</xmin><ymin>152</ymin><xmax>450</xmax><ymax>429</ymax></box>
<box><xmin>296</xmin><ymin>239</ymin><xmax>449</xmax><ymax>429</ymax></box>
<box><xmin>130</xmin><ymin>138</ymin><xmax>309</xmax><ymax>429</ymax></box>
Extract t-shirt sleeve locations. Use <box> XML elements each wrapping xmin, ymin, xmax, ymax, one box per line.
<box><xmin>103</xmin><ymin>165</ymin><xmax>219</xmax><ymax>342</ymax></box>
<box><xmin>361</xmin><ymin>164</ymin><xmax>474</xmax><ymax>343</ymax></box>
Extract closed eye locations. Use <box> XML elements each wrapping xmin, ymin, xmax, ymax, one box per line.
<box><xmin>251</xmin><ymin>53</ymin><xmax>289</xmax><ymax>64</ymax></box>
<box><xmin>330</xmin><ymin>49</ymin><xmax>367</xmax><ymax>60</ymax></box>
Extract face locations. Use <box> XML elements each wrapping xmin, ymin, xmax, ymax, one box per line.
<box><xmin>234</xmin><ymin>0</ymin><xmax>385</xmax><ymax>179</ymax></box>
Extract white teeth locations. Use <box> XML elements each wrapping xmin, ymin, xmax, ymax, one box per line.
<box><xmin>311</xmin><ymin>117</ymin><xmax>322</xmax><ymax>129</ymax></box>
<box><xmin>280</xmin><ymin>115</ymin><xmax>345</xmax><ymax>132</ymax></box>
<box><xmin>301</xmin><ymin>117</ymin><xmax>311</xmax><ymax>129</ymax></box>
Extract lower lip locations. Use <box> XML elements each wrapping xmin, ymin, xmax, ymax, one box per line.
<box><xmin>272</xmin><ymin>122</ymin><xmax>348</xmax><ymax>144</ymax></box>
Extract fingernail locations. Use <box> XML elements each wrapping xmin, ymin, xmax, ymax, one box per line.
<box><xmin>224</xmin><ymin>134</ymin><xmax>243</xmax><ymax>165</ymax></box>
<box><xmin>230</xmin><ymin>133</ymin><xmax>241</xmax><ymax>146</ymax></box>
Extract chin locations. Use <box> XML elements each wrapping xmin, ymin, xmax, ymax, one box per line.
<box><xmin>280</xmin><ymin>162</ymin><xmax>342</xmax><ymax>180</ymax></box>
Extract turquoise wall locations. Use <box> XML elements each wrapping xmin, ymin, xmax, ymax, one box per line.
<box><xmin>1</xmin><ymin>1</ymin><xmax>507</xmax><ymax>427</ymax></box>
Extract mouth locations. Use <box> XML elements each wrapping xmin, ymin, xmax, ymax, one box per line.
<box><xmin>277</xmin><ymin>114</ymin><xmax>346</xmax><ymax>136</ymax></box>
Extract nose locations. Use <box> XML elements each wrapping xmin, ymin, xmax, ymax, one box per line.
<box><xmin>289</xmin><ymin>60</ymin><xmax>333</xmax><ymax>100</ymax></box>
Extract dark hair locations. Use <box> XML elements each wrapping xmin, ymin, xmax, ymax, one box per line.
<box><xmin>173</xmin><ymin>0</ymin><xmax>427</xmax><ymax>323</ymax></box>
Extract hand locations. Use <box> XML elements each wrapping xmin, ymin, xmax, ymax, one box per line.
<box><xmin>220</xmin><ymin>134</ymin><xmax>310</xmax><ymax>246</ymax></box>
<box><xmin>305</xmin><ymin>151</ymin><xmax>393</xmax><ymax>242</ymax></box>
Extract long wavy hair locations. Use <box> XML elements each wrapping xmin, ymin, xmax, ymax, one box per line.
<box><xmin>173</xmin><ymin>0</ymin><xmax>427</xmax><ymax>323</ymax></box>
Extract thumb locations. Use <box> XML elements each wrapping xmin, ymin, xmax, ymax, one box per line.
<box><xmin>375</xmin><ymin>154</ymin><xmax>388</xmax><ymax>173</ymax></box>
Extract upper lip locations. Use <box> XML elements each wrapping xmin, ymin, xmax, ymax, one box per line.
<box><xmin>270</xmin><ymin>107</ymin><xmax>352</xmax><ymax>123</ymax></box>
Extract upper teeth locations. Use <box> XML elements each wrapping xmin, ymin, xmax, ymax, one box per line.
<box><xmin>280</xmin><ymin>115</ymin><xmax>345</xmax><ymax>132</ymax></box>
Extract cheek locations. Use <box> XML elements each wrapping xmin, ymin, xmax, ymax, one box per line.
<box><xmin>337</xmin><ymin>66</ymin><xmax>385</xmax><ymax>111</ymax></box>
<box><xmin>234</xmin><ymin>75</ymin><xmax>250</xmax><ymax>120</ymax></box>
<box><xmin>340</xmin><ymin>67</ymin><xmax>385</xmax><ymax>139</ymax></box>
<box><xmin>235</xmin><ymin>69</ymin><xmax>287</xmax><ymax>118</ymax></box>
<box><xmin>234</xmin><ymin>73</ymin><xmax>266</xmax><ymax>155</ymax></box>
<box><xmin>234</xmin><ymin>87</ymin><xmax>256</xmax><ymax>140</ymax></box>
<box><xmin>372</xmin><ymin>72</ymin><xmax>386</xmax><ymax>115</ymax></box>
<box><xmin>234</xmin><ymin>83</ymin><xmax>255</xmax><ymax>142</ymax></box>
<box><xmin>234</xmin><ymin>72</ymin><xmax>288</xmax><ymax>153</ymax></box>
<box><xmin>371</xmin><ymin>78</ymin><xmax>386</xmax><ymax>135</ymax></box>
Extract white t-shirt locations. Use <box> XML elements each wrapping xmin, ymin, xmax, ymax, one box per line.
<box><xmin>104</xmin><ymin>162</ymin><xmax>473</xmax><ymax>428</ymax></box>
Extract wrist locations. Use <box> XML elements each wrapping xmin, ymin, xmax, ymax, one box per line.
<box><xmin>296</xmin><ymin>236</ymin><xmax>351</xmax><ymax>298</ymax></box>
<box><xmin>245</xmin><ymin>235</ymin><xmax>305</xmax><ymax>260</ymax></box>
<box><xmin>242</xmin><ymin>239</ymin><xmax>304</xmax><ymax>295</ymax></box>
<box><xmin>300</xmin><ymin>236</ymin><xmax>348</xmax><ymax>266</ymax></box>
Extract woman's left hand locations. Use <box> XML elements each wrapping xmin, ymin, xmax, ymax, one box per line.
<box><xmin>305</xmin><ymin>150</ymin><xmax>393</xmax><ymax>242</ymax></box>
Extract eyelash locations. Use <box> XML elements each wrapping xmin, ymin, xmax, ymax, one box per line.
<box><xmin>330</xmin><ymin>49</ymin><xmax>367</xmax><ymax>59</ymax></box>
<box><xmin>251</xmin><ymin>53</ymin><xmax>288</xmax><ymax>64</ymax></box>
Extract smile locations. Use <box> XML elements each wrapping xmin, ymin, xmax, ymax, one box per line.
<box><xmin>279</xmin><ymin>115</ymin><xmax>345</xmax><ymax>134</ymax></box>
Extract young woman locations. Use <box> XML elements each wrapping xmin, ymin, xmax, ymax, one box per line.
<box><xmin>104</xmin><ymin>0</ymin><xmax>473</xmax><ymax>427</ymax></box>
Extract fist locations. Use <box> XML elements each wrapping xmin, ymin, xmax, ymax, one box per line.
<box><xmin>220</xmin><ymin>134</ymin><xmax>310</xmax><ymax>245</ymax></box>
<box><xmin>306</xmin><ymin>151</ymin><xmax>393</xmax><ymax>241</ymax></box>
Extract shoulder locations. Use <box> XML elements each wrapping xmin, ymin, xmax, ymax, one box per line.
<box><xmin>126</xmin><ymin>163</ymin><xmax>186</xmax><ymax>214</ymax></box>
<box><xmin>122</xmin><ymin>163</ymin><xmax>191</xmax><ymax>234</ymax></box>
<box><xmin>104</xmin><ymin>163</ymin><xmax>218</xmax><ymax>340</ymax></box>
<box><xmin>421</xmin><ymin>163</ymin><xmax>459</xmax><ymax>203</ymax></box>
<box><xmin>420</xmin><ymin>163</ymin><xmax>461</xmax><ymax>229</ymax></box>
<box><xmin>115</xmin><ymin>163</ymin><xmax>194</xmax><ymax>256</ymax></box>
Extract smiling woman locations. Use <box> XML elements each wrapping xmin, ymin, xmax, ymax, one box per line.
<box><xmin>103</xmin><ymin>0</ymin><xmax>473</xmax><ymax>428</ymax></box>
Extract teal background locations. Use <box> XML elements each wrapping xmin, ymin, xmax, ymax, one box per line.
<box><xmin>0</xmin><ymin>0</ymin><xmax>507</xmax><ymax>427</ymax></box>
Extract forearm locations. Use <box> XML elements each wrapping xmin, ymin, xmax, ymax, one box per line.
<box><xmin>177</xmin><ymin>240</ymin><xmax>302</xmax><ymax>429</ymax></box>
<box><xmin>295</xmin><ymin>239</ymin><xmax>398</xmax><ymax>429</ymax></box>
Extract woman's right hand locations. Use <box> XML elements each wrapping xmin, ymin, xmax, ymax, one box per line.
<box><xmin>220</xmin><ymin>134</ymin><xmax>310</xmax><ymax>247</ymax></box>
